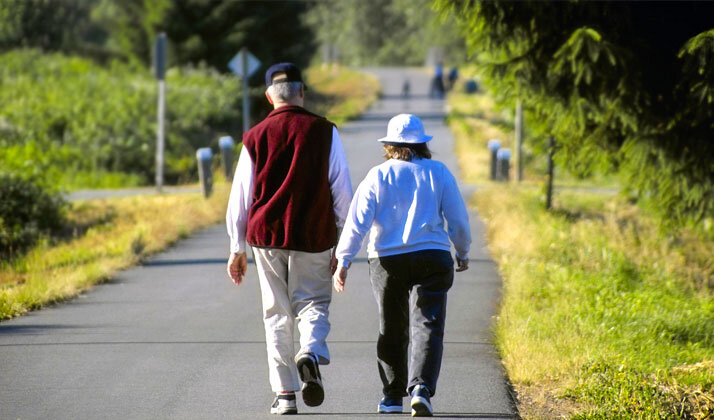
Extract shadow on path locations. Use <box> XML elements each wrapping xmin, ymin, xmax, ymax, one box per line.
<box><xmin>305</xmin><ymin>413</ymin><xmax>517</xmax><ymax>419</ymax></box>
<box><xmin>143</xmin><ymin>258</ymin><xmax>232</xmax><ymax>266</ymax></box>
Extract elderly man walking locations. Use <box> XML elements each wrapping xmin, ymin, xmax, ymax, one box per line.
<box><xmin>226</xmin><ymin>63</ymin><xmax>352</xmax><ymax>415</ymax></box>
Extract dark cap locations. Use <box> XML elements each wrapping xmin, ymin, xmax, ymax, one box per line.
<box><xmin>265</xmin><ymin>62</ymin><xmax>305</xmax><ymax>88</ymax></box>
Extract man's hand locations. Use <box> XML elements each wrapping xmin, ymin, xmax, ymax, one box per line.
<box><xmin>330</xmin><ymin>248</ymin><xmax>338</xmax><ymax>275</ymax></box>
<box><xmin>333</xmin><ymin>266</ymin><xmax>348</xmax><ymax>292</ymax></box>
<box><xmin>456</xmin><ymin>256</ymin><xmax>469</xmax><ymax>272</ymax></box>
<box><xmin>227</xmin><ymin>252</ymin><xmax>248</xmax><ymax>285</ymax></box>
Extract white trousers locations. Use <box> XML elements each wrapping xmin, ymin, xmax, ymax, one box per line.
<box><xmin>252</xmin><ymin>247</ymin><xmax>333</xmax><ymax>393</ymax></box>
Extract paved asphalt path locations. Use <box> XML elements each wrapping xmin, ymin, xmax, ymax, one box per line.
<box><xmin>0</xmin><ymin>68</ymin><xmax>517</xmax><ymax>419</ymax></box>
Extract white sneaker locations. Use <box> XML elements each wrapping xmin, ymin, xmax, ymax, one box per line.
<box><xmin>270</xmin><ymin>393</ymin><xmax>297</xmax><ymax>415</ymax></box>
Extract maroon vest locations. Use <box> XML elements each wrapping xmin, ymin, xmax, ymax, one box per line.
<box><xmin>243</xmin><ymin>105</ymin><xmax>337</xmax><ymax>252</ymax></box>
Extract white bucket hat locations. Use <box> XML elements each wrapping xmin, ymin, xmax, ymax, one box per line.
<box><xmin>378</xmin><ymin>114</ymin><xmax>433</xmax><ymax>144</ymax></box>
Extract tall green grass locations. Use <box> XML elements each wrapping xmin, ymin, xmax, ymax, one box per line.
<box><xmin>478</xmin><ymin>188</ymin><xmax>713</xmax><ymax>419</ymax></box>
<box><xmin>447</xmin><ymin>80</ymin><xmax>713</xmax><ymax>418</ymax></box>
<box><xmin>0</xmin><ymin>52</ymin><xmax>378</xmax><ymax>190</ymax></box>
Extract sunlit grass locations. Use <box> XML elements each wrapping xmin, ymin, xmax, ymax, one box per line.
<box><xmin>305</xmin><ymin>65</ymin><xmax>380</xmax><ymax>126</ymax></box>
<box><xmin>448</xmin><ymin>84</ymin><xmax>713</xmax><ymax>418</ymax></box>
<box><xmin>478</xmin><ymin>188</ymin><xmax>713</xmax><ymax>418</ymax></box>
<box><xmin>0</xmin><ymin>185</ymin><xmax>230</xmax><ymax>320</ymax></box>
<box><xmin>447</xmin><ymin>91</ymin><xmax>511</xmax><ymax>184</ymax></box>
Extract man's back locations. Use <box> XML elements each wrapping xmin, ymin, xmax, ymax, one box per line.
<box><xmin>242</xmin><ymin>105</ymin><xmax>337</xmax><ymax>252</ymax></box>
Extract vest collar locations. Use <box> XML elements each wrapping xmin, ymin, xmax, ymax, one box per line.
<box><xmin>267</xmin><ymin>105</ymin><xmax>322</xmax><ymax>120</ymax></box>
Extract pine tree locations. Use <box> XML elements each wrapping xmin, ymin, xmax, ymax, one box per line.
<box><xmin>436</xmin><ymin>0</ymin><xmax>714</xmax><ymax>225</ymax></box>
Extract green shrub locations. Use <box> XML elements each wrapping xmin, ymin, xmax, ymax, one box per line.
<box><xmin>0</xmin><ymin>49</ymin><xmax>244</xmax><ymax>187</ymax></box>
<box><xmin>0</xmin><ymin>172</ymin><xmax>67</xmax><ymax>260</ymax></box>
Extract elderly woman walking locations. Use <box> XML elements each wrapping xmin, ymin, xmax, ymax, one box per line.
<box><xmin>333</xmin><ymin>114</ymin><xmax>471</xmax><ymax>417</ymax></box>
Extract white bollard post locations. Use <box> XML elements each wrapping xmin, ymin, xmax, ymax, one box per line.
<box><xmin>488</xmin><ymin>139</ymin><xmax>501</xmax><ymax>181</ymax></box>
<box><xmin>219</xmin><ymin>136</ymin><xmax>235</xmax><ymax>180</ymax></box>
<box><xmin>196</xmin><ymin>148</ymin><xmax>213</xmax><ymax>198</ymax></box>
<box><xmin>496</xmin><ymin>148</ymin><xmax>512</xmax><ymax>182</ymax></box>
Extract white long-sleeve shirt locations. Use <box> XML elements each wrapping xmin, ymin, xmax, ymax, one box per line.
<box><xmin>226</xmin><ymin>126</ymin><xmax>353</xmax><ymax>254</ymax></box>
<box><xmin>335</xmin><ymin>157</ymin><xmax>471</xmax><ymax>267</ymax></box>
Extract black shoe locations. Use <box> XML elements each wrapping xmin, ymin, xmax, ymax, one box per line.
<box><xmin>410</xmin><ymin>385</ymin><xmax>433</xmax><ymax>417</ymax></box>
<box><xmin>270</xmin><ymin>393</ymin><xmax>297</xmax><ymax>415</ymax></box>
<box><xmin>296</xmin><ymin>352</ymin><xmax>324</xmax><ymax>407</ymax></box>
<box><xmin>378</xmin><ymin>396</ymin><xmax>403</xmax><ymax>413</ymax></box>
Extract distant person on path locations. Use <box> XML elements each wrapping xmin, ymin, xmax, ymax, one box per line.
<box><xmin>226</xmin><ymin>62</ymin><xmax>353</xmax><ymax>415</ymax></box>
<box><xmin>429</xmin><ymin>62</ymin><xmax>445</xmax><ymax>99</ymax></box>
<box><xmin>447</xmin><ymin>67</ymin><xmax>458</xmax><ymax>91</ymax></box>
<box><xmin>401</xmin><ymin>78</ymin><xmax>411</xmax><ymax>99</ymax></box>
<box><xmin>332</xmin><ymin>114</ymin><xmax>471</xmax><ymax>417</ymax></box>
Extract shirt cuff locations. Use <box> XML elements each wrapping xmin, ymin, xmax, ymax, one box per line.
<box><xmin>337</xmin><ymin>258</ymin><xmax>351</xmax><ymax>268</ymax></box>
<box><xmin>455</xmin><ymin>251</ymin><xmax>469</xmax><ymax>261</ymax></box>
<box><xmin>230</xmin><ymin>240</ymin><xmax>247</xmax><ymax>254</ymax></box>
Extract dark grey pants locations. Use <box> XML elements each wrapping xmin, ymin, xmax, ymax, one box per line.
<box><xmin>368</xmin><ymin>249</ymin><xmax>454</xmax><ymax>398</ymax></box>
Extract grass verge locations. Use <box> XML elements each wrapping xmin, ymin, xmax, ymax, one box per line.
<box><xmin>447</xmin><ymin>90</ymin><xmax>510</xmax><ymax>184</ymax></box>
<box><xmin>305</xmin><ymin>65</ymin><xmax>380</xmax><ymax>126</ymax></box>
<box><xmin>479</xmin><ymin>188</ymin><xmax>713</xmax><ymax>419</ymax></box>
<box><xmin>0</xmin><ymin>184</ymin><xmax>230</xmax><ymax>320</ymax></box>
<box><xmin>448</xmin><ymin>86</ymin><xmax>713</xmax><ymax>418</ymax></box>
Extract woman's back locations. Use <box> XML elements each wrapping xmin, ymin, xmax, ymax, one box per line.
<box><xmin>345</xmin><ymin>157</ymin><xmax>470</xmax><ymax>260</ymax></box>
<box><xmin>369</xmin><ymin>158</ymin><xmax>449</xmax><ymax>252</ymax></box>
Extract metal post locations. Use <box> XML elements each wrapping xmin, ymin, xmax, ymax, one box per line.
<box><xmin>488</xmin><ymin>139</ymin><xmax>501</xmax><ymax>181</ymax></box>
<box><xmin>219</xmin><ymin>136</ymin><xmax>235</xmax><ymax>180</ymax></box>
<box><xmin>196</xmin><ymin>148</ymin><xmax>213</xmax><ymax>198</ymax></box>
<box><xmin>241</xmin><ymin>48</ymin><xmax>250</xmax><ymax>136</ymax></box>
<box><xmin>545</xmin><ymin>136</ymin><xmax>555</xmax><ymax>210</ymax></box>
<box><xmin>154</xmin><ymin>33</ymin><xmax>167</xmax><ymax>192</ymax></box>
<box><xmin>515</xmin><ymin>100</ymin><xmax>523</xmax><ymax>182</ymax></box>
<box><xmin>323</xmin><ymin>44</ymin><xmax>331</xmax><ymax>67</ymax></box>
<box><xmin>156</xmin><ymin>80</ymin><xmax>165</xmax><ymax>192</ymax></box>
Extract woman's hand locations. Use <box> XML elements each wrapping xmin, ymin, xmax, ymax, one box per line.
<box><xmin>333</xmin><ymin>266</ymin><xmax>348</xmax><ymax>292</ymax></box>
<box><xmin>455</xmin><ymin>256</ymin><xmax>469</xmax><ymax>272</ymax></box>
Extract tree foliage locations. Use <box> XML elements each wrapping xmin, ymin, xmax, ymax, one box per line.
<box><xmin>90</xmin><ymin>0</ymin><xmax>170</xmax><ymax>66</ymax></box>
<box><xmin>159</xmin><ymin>0</ymin><xmax>315</xmax><ymax>75</ymax></box>
<box><xmin>435</xmin><ymin>0</ymin><xmax>714</xmax><ymax>224</ymax></box>
<box><xmin>1</xmin><ymin>0</ymin><xmax>316</xmax><ymax>72</ymax></box>
<box><xmin>0</xmin><ymin>0</ymin><xmax>105</xmax><ymax>55</ymax></box>
<box><xmin>305</xmin><ymin>0</ymin><xmax>466</xmax><ymax>66</ymax></box>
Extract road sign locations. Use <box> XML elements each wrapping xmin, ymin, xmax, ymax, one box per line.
<box><xmin>228</xmin><ymin>48</ymin><xmax>261</xmax><ymax>78</ymax></box>
<box><xmin>228</xmin><ymin>48</ymin><xmax>261</xmax><ymax>135</ymax></box>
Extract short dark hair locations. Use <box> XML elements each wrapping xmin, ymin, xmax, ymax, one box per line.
<box><xmin>383</xmin><ymin>143</ymin><xmax>432</xmax><ymax>161</ymax></box>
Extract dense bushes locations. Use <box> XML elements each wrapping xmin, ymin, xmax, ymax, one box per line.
<box><xmin>436</xmin><ymin>1</ymin><xmax>714</xmax><ymax>226</ymax></box>
<box><xmin>0</xmin><ymin>173</ymin><xmax>66</xmax><ymax>260</ymax></box>
<box><xmin>0</xmin><ymin>49</ymin><xmax>244</xmax><ymax>188</ymax></box>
